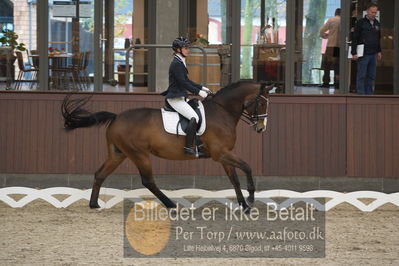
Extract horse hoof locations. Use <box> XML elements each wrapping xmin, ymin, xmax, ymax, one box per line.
<box><xmin>240</xmin><ymin>201</ymin><xmax>251</xmax><ymax>214</ymax></box>
<box><xmin>243</xmin><ymin>205</ymin><xmax>251</xmax><ymax>214</ymax></box>
<box><xmin>89</xmin><ymin>202</ymin><xmax>101</xmax><ymax>209</ymax></box>
<box><xmin>166</xmin><ymin>202</ymin><xmax>177</xmax><ymax>209</ymax></box>
<box><xmin>169</xmin><ymin>208</ymin><xmax>178</xmax><ymax>216</ymax></box>
<box><xmin>247</xmin><ymin>196</ymin><xmax>255</xmax><ymax>205</ymax></box>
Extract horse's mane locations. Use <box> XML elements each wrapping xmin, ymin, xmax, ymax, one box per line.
<box><xmin>213</xmin><ymin>80</ymin><xmax>259</xmax><ymax>96</ymax></box>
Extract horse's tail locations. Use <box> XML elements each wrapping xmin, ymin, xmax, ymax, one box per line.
<box><xmin>61</xmin><ymin>95</ymin><xmax>116</xmax><ymax>131</ymax></box>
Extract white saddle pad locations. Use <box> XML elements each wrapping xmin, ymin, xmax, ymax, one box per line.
<box><xmin>161</xmin><ymin>101</ymin><xmax>206</xmax><ymax>136</ymax></box>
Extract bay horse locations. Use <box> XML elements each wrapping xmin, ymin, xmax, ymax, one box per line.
<box><xmin>62</xmin><ymin>80</ymin><xmax>272</xmax><ymax>211</ymax></box>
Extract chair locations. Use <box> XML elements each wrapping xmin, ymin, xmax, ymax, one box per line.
<box><xmin>29</xmin><ymin>50</ymin><xmax>40</xmax><ymax>69</ymax></box>
<box><xmin>23</xmin><ymin>49</ymin><xmax>39</xmax><ymax>81</ymax></box>
<box><xmin>24</xmin><ymin>50</ymin><xmax>33</xmax><ymax>68</ymax></box>
<box><xmin>52</xmin><ymin>52</ymin><xmax>83</xmax><ymax>90</ymax></box>
<box><xmin>14</xmin><ymin>51</ymin><xmax>38</xmax><ymax>90</ymax></box>
<box><xmin>65</xmin><ymin>51</ymin><xmax>91</xmax><ymax>90</ymax></box>
<box><xmin>80</xmin><ymin>51</ymin><xmax>91</xmax><ymax>90</ymax></box>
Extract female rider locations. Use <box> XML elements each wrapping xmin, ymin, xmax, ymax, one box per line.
<box><xmin>161</xmin><ymin>37</ymin><xmax>211</xmax><ymax>156</ymax></box>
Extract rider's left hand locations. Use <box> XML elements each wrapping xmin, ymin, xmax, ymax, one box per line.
<box><xmin>198</xmin><ymin>90</ymin><xmax>208</xmax><ymax>99</ymax></box>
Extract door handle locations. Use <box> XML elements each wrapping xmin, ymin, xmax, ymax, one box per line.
<box><xmin>99</xmin><ymin>35</ymin><xmax>107</xmax><ymax>47</ymax></box>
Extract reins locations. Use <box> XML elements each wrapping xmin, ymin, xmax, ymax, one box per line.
<box><xmin>207</xmin><ymin>92</ymin><xmax>269</xmax><ymax>126</ymax></box>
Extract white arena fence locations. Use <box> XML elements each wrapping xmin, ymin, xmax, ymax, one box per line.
<box><xmin>0</xmin><ymin>187</ymin><xmax>399</xmax><ymax>212</ymax></box>
<box><xmin>0</xmin><ymin>187</ymin><xmax>398</xmax><ymax>212</ymax></box>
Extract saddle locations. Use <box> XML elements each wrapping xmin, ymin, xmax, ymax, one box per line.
<box><xmin>161</xmin><ymin>98</ymin><xmax>206</xmax><ymax>136</ymax></box>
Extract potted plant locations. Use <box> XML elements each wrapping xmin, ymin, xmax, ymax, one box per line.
<box><xmin>0</xmin><ymin>30</ymin><xmax>26</xmax><ymax>52</ymax></box>
<box><xmin>194</xmin><ymin>33</ymin><xmax>209</xmax><ymax>46</ymax></box>
<box><xmin>0</xmin><ymin>30</ymin><xmax>26</xmax><ymax>79</ymax></box>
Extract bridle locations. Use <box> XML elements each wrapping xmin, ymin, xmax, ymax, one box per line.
<box><xmin>209</xmin><ymin>91</ymin><xmax>270</xmax><ymax>127</ymax></box>
<box><xmin>241</xmin><ymin>93</ymin><xmax>269</xmax><ymax>127</ymax></box>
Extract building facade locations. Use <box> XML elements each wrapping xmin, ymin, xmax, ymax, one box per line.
<box><xmin>1</xmin><ymin>0</ymin><xmax>397</xmax><ymax>94</ymax></box>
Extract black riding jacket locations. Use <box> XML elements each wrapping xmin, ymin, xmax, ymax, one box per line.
<box><xmin>351</xmin><ymin>15</ymin><xmax>381</xmax><ymax>56</ymax></box>
<box><xmin>161</xmin><ymin>56</ymin><xmax>202</xmax><ymax>99</ymax></box>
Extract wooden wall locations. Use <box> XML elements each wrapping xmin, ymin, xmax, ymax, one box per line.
<box><xmin>0</xmin><ymin>92</ymin><xmax>263</xmax><ymax>176</ymax></box>
<box><xmin>1</xmin><ymin>92</ymin><xmax>399</xmax><ymax>177</ymax></box>
<box><xmin>347</xmin><ymin>97</ymin><xmax>399</xmax><ymax>177</ymax></box>
<box><xmin>263</xmin><ymin>96</ymin><xmax>347</xmax><ymax>176</ymax></box>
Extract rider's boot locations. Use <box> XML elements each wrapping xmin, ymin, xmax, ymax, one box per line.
<box><xmin>184</xmin><ymin>118</ymin><xmax>204</xmax><ymax>157</ymax></box>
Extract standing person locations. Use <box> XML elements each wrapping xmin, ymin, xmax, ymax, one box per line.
<box><xmin>349</xmin><ymin>5</ymin><xmax>359</xmax><ymax>93</ymax></box>
<box><xmin>351</xmin><ymin>3</ymin><xmax>382</xmax><ymax>95</ymax></box>
<box><xmin>161</xmin><ymin>37</ymin><xmax>211</xmax><ymax>156</ymax></box>
<box><xmin>319</xmin><ymin>8</ymin><xmax>341</xmax><ymax>89</ymax></box>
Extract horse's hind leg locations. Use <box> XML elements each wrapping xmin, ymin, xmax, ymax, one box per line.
<box><xmin>128</xmin><ymin>153</ymin><xmax>176</xmax><ymax>209</ymax></box>
<box><xmin>89</xmin><ymin>149</ymin><xmax>126</xmax><ymax>208</ymax></box>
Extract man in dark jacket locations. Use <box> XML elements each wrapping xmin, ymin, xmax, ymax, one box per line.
<box><xmin>351</xmin><ymin>3</ymin><xmax>382</xmax><ymax>95</ymax></box>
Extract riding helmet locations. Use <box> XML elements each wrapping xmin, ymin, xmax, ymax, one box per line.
<box><xmin>172</xmin><ymin>37</ymin><xmax>190</xmax><ymax>52</ymax></box>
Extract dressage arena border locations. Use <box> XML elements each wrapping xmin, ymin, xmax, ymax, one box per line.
<box><xmin>1</xmin><ymin>187</ymin><xmax>399</xmax><ymax>212</ymax></box>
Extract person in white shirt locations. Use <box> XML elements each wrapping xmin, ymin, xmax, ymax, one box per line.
<box><xmin>319</xmin><ymin>8</ymin><xmax>341</xmax><ymax>89</ymax></box>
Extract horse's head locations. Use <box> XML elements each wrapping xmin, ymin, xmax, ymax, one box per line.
<box><xmin>243</xmin><ymin>83</ymin><xmax>273</xmax><ymax>133</ymax></box>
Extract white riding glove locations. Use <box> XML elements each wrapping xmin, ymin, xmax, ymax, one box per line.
<box><xmin>198</xmin><ymin>90</ymin><xmax>208</xmax><ymax>99</ymax></box>
<box><xmin>202</xmin><ymin>86</ymin><xmax>211</xmax><ymax>93</ymax></box>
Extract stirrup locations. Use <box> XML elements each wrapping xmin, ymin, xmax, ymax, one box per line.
<box><xmin>184</xmin><ymin>147</ymin><xmax>197</xmax><ymax>156</ymax></box>
<box><xmin>184</xmin><ymin>147</ymin><xmax>204</xmax><ymax>157</ymax></box>
<box><xmin>197</xmin><ymin>144</ymin><xmax>206</xmax><ymax>154</ymax></box>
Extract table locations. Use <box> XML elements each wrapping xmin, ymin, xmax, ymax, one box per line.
<box><xmin>30</xmin><ymin>53</ymin><xmax>73</xmax><ymax>89</ymax></box>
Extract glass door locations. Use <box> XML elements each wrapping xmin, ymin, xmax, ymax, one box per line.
<box><xmin>34</xmin><ymin>0</ymin><xmax>149</xmax><ymax>92</ymax></box>
<box><xmin>293</xmin><ymin>0</ymin><xmax>341</xmax><ymax>94</ymax></box>
<box><xmin>349</xmin><ymin>0</ymin><xmax>395</xmax><ymax>94</ymax></box>
<box><xmin>183</xmin><ymin>0</ymin><xmax>232</xmax><ymax>92</ymax></box>
<box><xmin>240</xmin><ymin>0</ymin><xmax>287</xmax><ymax>93</ymax></box>
<box><xmin>45</xmin><ymin>0</ymin><xmax>99</xmax><ymax>91</ymax></box>
<box><xmin>103</xmin><ymin>0</ymin><xmax>148</xmax><ymax>92</ymax></box>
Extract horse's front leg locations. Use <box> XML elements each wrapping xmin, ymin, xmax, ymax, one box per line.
<box><xmin>219</xmin><ymin>152</ymin><xmax>255</xmax><ymax>206</ymax></box>
<box><xmin>221</xmin><ymin>163</ymin><xmax>251</xmax><ymax>212</ymax></box>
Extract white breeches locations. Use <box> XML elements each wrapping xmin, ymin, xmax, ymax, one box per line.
<box><xmin>167</xmin><ymin>97</ymin><xmax>199</xmax><ymax>123</ymax></box>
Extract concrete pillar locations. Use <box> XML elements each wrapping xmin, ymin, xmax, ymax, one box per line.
<box><xmin>155</xmin><ymin>0</ymin><xmax>179</xmax><ymax>92</ymax></box>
